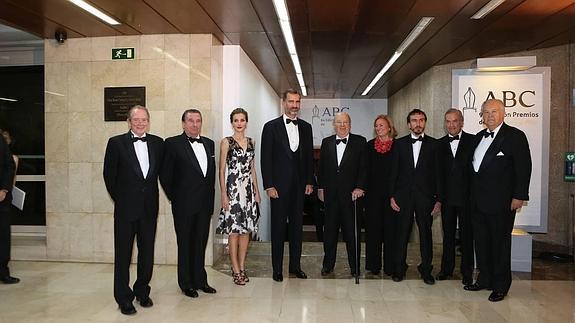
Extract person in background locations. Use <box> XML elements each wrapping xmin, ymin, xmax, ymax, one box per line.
<box><xmin>216</xmin><ymin>108</ymin><xmax>261</xmax><ymax>286</ymax></box>
<box><xmin>364</xmin><ymin>115</ymin><xmax>397</xmax><ymax>277</ymax></box>
<box><xmin>0</xmin><ymin>133</ymin><xmax>18</xmax><ymax>284</ymax></box>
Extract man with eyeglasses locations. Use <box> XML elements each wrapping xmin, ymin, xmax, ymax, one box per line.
<box><xmin>317</xmin><ymin>112</ymin><xmax>367</xmax><ymax>277</ymax></box>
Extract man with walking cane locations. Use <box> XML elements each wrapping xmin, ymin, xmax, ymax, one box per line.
<box><xmin>318</xmin><ymin>112</ymin><xmax>367</xmax><ymax>279</ymax></box>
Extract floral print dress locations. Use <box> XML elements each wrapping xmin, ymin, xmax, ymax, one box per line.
<box><xmin>216</xmin><ymin>137</ymin><xmax>259</xmax><ymax>235</ymax></box>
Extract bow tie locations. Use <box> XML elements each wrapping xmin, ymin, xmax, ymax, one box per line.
<box><xmin>411</xmin><ymin>136</ymin><xmax>423</xmax><ymax>144</ymax></box>
<box><xmin>483</xmin><ymin>131</ymin><xmax>494</xmax><ymax>138</ymax></box>
<box><xmin>448</xmin><ymin>135</ymin><xmax>460</xmax><ymax>142</ymax></box>
<box><xmin>188</xmin><ymin>137</ymin><xmax>202</xmax><ymax>144</ymax></box>
<box><xmin>132</xmin><ymin>136</ymin><xmax>147</xmax><ymax>142</ymax></box>
<box><xmin>286</xmin><ymin>118</ymin><xmax>298</xmax><ymax>125</ymax></box>
<box><xmin>336</xmin><ymin>138</ymin><xmax>347</xmax><ymax>145</ymax></box>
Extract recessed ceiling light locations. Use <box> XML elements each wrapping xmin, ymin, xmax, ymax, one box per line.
<box><xmin>471</xmin><ymin>0</ymin><xmax>506</xmax><ymax>20</ymax></box>
<box><xmin>68</xmin><ymin>0</ymin><xmax>121</xmax><ymax>25</ymax></box>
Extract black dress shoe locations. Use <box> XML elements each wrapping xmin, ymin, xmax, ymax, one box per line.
<box><xmin>320</xmin><ymin>268</ymin><xmax>333</xmax><ymax>276</ymax></box>
<box><xmin>272</xmin><ymin>272</ymin><xmax>283</xmax><ymax>282</ymax></box>
<box><xmin>392</xmin><ymin>275</ymin><xmax>403</xmax><ymax>282</ymax></box>
<box><xmin>422</xmin><ymin>275</ymin><xmax>435</xmax><ymax>285</ymax></box>
<box><xmin>289</xmin><ymin>269</ymin><xmax>308</xmax><ymax>279</ymax></box>
<box><xmin>463</xmin><ymin>283</ymin><xmax>489</xmax><ymax>291</ymax></box>
<box><xmin>462</xmin><ymin>276</ymin><xmax>473</xmax><ymax>286</ymax></box>
<box><xmin>488</xmin><ymin>291</ymin><xmax>506</xmax><ymax>302</ymax></box>
<box><xmin>119</xmin><ymin>303</ymin><xmax>137</xmax><ymax>315</ymax></box>
<box><xmin>136</xmin><ymin>296</ymin><xmax>153</xmax><ymax>308</ymax></box>
<box><xmin>0</xmin><ymin>276</ymin><xmax>20</xmax><ymax>284</ymax></box>
<box><xmin>183</xmin><ymin>288</ymin><xmax>199</xmax><ymax>298</ymax></box>
<box><xmin>200</xmin><ymin>284</ymin><xmax>217</xmax><ymax>294</ymax></box>
<box><xmin>435</xmin><ymin>272</ymin><xmax>452</xmax><ymax>281</ymax></box>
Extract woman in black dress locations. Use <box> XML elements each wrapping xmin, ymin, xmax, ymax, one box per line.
<box><xmin>365</xmin><ymin>115</ymin><xmax>397</xmax><ymax>276</ymax></box>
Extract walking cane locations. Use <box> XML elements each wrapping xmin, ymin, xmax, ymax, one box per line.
<box><xmin>354</xmin><ymin>199</ymin><xmax>360</xmax><ymax>284</ymax></box>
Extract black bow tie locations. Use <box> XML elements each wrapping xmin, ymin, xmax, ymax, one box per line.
<box><xmin>448</xmin><ymin>135</ymin><xmax>460</xmax><ymax>142</ymax></box>
<box><xmin>286</xmin><ymin>118</ymin><xmax>298</xmax><ymax>125</ymax></box>
<box><xmin>132</xmin><ymin>136</ymin><xmax>147</xmax><ymax>142</ymax></box>
<box><xmin>336</xmin><ymin>138</ymin><xmax>347</xmax><ymax>145</ymax></box>
<box><xmin>411</xmin><ymin>136</ymin><xmax>423</xmax><ymax>144</ymax></box>
<box><xmin>483</xmin><ymin>131</ymin><xmax>494</xmax><ymax>138</ymax></box>
<box><xmin>188</xmin><ymin>137</ymin><xmax>202</xmax><ymax>144</ymax></box>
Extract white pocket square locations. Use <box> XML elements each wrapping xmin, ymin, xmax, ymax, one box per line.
<box><xmin>496</xmin><ymin>151</ymin><xmax>505</xmax><ymax>156</ymax></box>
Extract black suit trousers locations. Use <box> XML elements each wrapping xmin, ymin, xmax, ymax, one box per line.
<box><xmin>174</xmin><ymin>212</ymin><xmax>210</xmax><ymax>290</ymax></box>
<box><xmin>113</xmin><ymin>216</ymin><xmax>157</xmax><ymax>305</ymax></box>
<box><xmin>365</xmin><ymin>195</ymin><xmax>395</xmax><ymax>275</ymax></box>
<box><xmin>0</xmin><ymin>203</ymin><xmax>11</xmax><ymax>277</ymax></box>
<box><xmin>440</xmin><ymin>205</ymin><xmax>474</xmax><ymax>277</ymax></box>
<box><xmin>270</xmin><ymin>185</ymin><xmax>303</xmax><ymax>273</ymax></box>
<box><xmin>322</xmin><ymin>196</ymin><xmax>361</xmax><ymax>274</ymax></box>
<box><xmin>473</xmin><ymin>209</ymin><xmax>515</xmax><ymax>294</ymax></box>
<box><xmin>394</xmin><ymin>200</ymin><xmax>434</xmax><ymax>277</ymax></box>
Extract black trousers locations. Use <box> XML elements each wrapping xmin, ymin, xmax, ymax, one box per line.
<box><xmin>473</xmin><ymin>209</ymin><xmax>516</xmax><ymax>294</ymax></box>
<box><xmin>365</xmin><ymin>194</ymin><xmax>395</xmax><ymax>275</ymax></box>
<box><xmin>0</xmin><ymin>203</ymin><xmax>12</xmax><ymax>277</ymax></box>
<box><xmin>113</xmin><ymin>215</ymin><xmax>157</xmax><ymax>305</ymax></box>
<box><xmin>322</xmin><ymin>196</ymin><xmax>360</xmax><ymax>274</ymax></box>
<box><xmin>173</xmin><ymin>212</ymin><xmax>211</xmax><ymax>290</ymax></box>
<box><xmin>270</xmin><ymin>185</ymin><xmax>304</xmax><ymax>273</ymax></box>
<box><xmin>394</xmin><ymin>200</ymin><xmax>434</xmax><ymax>277</ymax></box>
<box><xmin>440</xmin><ymin>204</ymin><xmax>474</xmax><ymax>278</ymax></box>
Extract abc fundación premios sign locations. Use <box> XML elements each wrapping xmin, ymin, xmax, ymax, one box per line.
<box><xmin>452</xmin><ymin>67</ymin><xmax>550</xmax><ymax>232</ymax></box>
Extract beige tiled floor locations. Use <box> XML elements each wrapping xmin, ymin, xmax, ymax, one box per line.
<box><xmin>1</xmin><ymin>261</ymin><xmax>574</xmax><ymax>322</ymax></box>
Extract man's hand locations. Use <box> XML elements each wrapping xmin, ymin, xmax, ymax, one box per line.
<box><xmin>305</xmin><ymin>185</ymin><xmax>313</xmax><ymax>195</ymax></box>
<box><xmin>351</xmin><ymin>188</ymin><xmax>364</xmax><ymax>201</ymax></box>
<box><xmin>266</xmin><ymin>187</ymin><xmax>279</xmax><ymax>199</ymax></box>
<box><xmin>431</xmin><ymin>201</ymin><xmax>441</xmax><ymax>216</ymax></box>
<box><xmin>390</xmin><ymin>197</ymin><xmax>400</xmax><ymax>212</ymax></box>
<box><xmin>318</xmin><ymin>189</ymin><xmax>324</xmax><ymax>202</ymax></box>
<box><xmin>511</xmin><ymin>198</ymin><xmax>525</xmax><ymax>211</ymax></box>
<box><xmin>0</xmin><ymin>190</ymin><xmax>6</xmax><ymax>203</ymax></box>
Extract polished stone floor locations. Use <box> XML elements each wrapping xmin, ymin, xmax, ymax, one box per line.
<box><xmin>1</xmin><ymin>242</ymin><xmax>574</xmax><ymax>322</ymax></box>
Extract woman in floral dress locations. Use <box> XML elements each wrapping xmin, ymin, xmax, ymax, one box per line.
<box><xmin>216</xmin><ymin>108</ymin><xmax>261</xmax><ymax>285</ymax></box>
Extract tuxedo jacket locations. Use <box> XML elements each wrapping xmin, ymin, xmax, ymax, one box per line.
<box><xmin>160</xmin><ymin>133</ymin><xmax>216</xmax><ymax>217</ymax></box>
<box><xmin>260</xmin><ymin>116</ymin><xmax>314</xmax><ymax>194</ymax></box>
<box><xmin>439</xmin><ymin>131</ymin><xmax>475</xmax><ymax>207</ymax></box>
<box><xmin>471</xmin><ymin>123</ymin><xmax>531</xmax><ymax>215</ymax></box>
<box><xmin>103</xmin><ymin>132</ymin><xmax>164</xmax><ymax>221</ymax></box>
<box><xmin>0</xmin><ymin>136</ymin><xmax>15</xmax><ymax>207</ymax></box>
<box><xmin>317</xmin><ymin>134</ymin><xmax>367</xmax><ymax>204</ymax></box>
<box><xmin>389</xmin><ymin>134</ymin><xmax>442</xmax><ymax>208</ymax></box>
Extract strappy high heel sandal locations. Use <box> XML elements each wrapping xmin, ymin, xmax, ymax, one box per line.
<box><xmin>232</xmin><ymin>272</ymin><xmax>245</xmax><ymax>286</ymax></box>
<box><xmin>240</xmin><ymin>270</ymin><xmax>249</xmax><ymax>283</ymax></box>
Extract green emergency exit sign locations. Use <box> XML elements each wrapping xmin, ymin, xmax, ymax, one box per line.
<box><xmin>112</xmin><ymin>48</ymin><xmax>135</xmax><ymax>60</ymax></box>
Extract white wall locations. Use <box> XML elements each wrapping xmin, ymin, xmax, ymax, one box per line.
<box><xmin>222</xmin><ymin>45</ymin><xmax>280</xmax><ymax>241</ymax></box>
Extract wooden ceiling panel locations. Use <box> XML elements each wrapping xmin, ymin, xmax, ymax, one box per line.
<box><xmin>355</xmin><ymin>0</ymin><xmax>416</xmax><ymax>34</ymax></box>
<box><xmin>307</xmin><ymin>0</ymin><xmax>360</xmax><ymax>31</ymax></box>
<box><xmin>195</xmin><ymin>0</ymin><xmax>264</xmax><ymax>33</ymax></box>
<box><xmin>90</xmin><ymin>0</ymin><xmax>180</xmax><ymax>34</ymax></box>
<box><xmin>7</xmin><ymin>0</ymin><xmax>138</xmax><ymax>36</ymax></box>
<box><xmin>286</xmin><ymin>0</ymin><xmax>309</xmax><ymax>33</ymax></box>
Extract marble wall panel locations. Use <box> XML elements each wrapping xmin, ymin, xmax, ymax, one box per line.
<box><xmin>92</xmin><ymin>213</ymin><xmax>114</xmax><ymax>262</ymax></box>
<box><xmin>140</xmin><ymin>34</ymin><xmax>164</xmax><ymax>60</ymax></box>
<box><xmin>67</xmin><ymin>38</ymin><xmax>91</xmax><ymax>62</ymax></box>
<box><xmin>45</xmin><ymin>162</ymin><xmax>68</xmax><ymax>213</ymax></box>
<box><xmin>92</xmin><ymin>163</ymin><xmax>113</xmax><ymax>214</ymax></box>
<box><xmin>67</xmin><ymin>62</ymin><xmax>92</xmax><ymax>112</ymax></box>
<box><xmin>68</xmin><ymin>163</ymin><xmax>93</xmax><ymax>213</ymax></box>
<box><xmin>68</xmin><ymin>112</ymin><xmax>92</xmax><ymax>162</ymax></box>
<box><xmin>44</xmin><ymin>63</ymin><xmax>68</xmax><ymax>113</ymax></box>
<box><xmin>190</xmin><ymin>34</ymin><xmax>212</xmax><ymax>58</ymax></box>
<box><xmin>165</xmin><ymin>34</ymin><xmax>190</xmax><ymax>60</ymax></box>
<box><xmin>140</xmin><ymin>59</ymin><xmax>165</xmax><ymax>112</ymax></box>
<box><xmin>68</xmin><ymin>213</ymin><xmax>94</xmax><ymax>261</ymax></box>
<box><xmin>91</xmin><ymin>37</ymin><xmax>115</xmax><ymax>62</ymax></box>
<box><xmin>45</xmin><ymin>113</ymin><xmax>69</xmax><ymax>162</ymax></box>
<box><xmin>165</xmin><ymin>58</ymin><xmax>191</xmax><ymax>112</ymax></box>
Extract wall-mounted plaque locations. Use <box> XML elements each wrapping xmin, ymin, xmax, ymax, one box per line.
<box><xmin>104</xmin><ymin>86</ymin><xmax>145</xmax><ymax>121</ymax></box>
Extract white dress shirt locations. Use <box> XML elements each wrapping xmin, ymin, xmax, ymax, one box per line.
<box><xmin>336</xmin><ymin>134</ymin><xmax>349</xmax><ymax>166</ymax></box>
<box><xmin>189</xmin><ymin>136</ymin><xmax>208</xmax><ymax>177</ymax></box>
<box><xmin>449</xmin><ymin>131</ymin><xmax>462</xmax><ymax>158</ymax></box>
<box><xmin>131</xmin><ymin>131</ymin><xmax>149</xmax><ymax>178</ymax></box>
<box><xmin>283</xmin><ymin>114</ymin><xmax>300</xmax><ymax>152</ymax></box>
<box><xmin>473</xmin><ymin>123</ymin><xmax>502</xmax><ymax>172</ymax></box>
<box><xmin>411</xmin><ymin>133</ymin><xmax>424</xmax><ymax>167</ymax></box>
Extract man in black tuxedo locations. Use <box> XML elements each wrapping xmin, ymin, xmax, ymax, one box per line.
<box><xmin>160</xmin><ymin>109</ymin><xmax>217</xmax><ymax>297</ymax></box>
<box><xmin>317</xmin><ymin>112</ymin><xmax>367</xmax><ymax>277</ymax></box>
<box><xmin>436</xmin><ymin>109</ymin><xmax>474</xmax><ymax>285</ymax></box>
<box><xmin>464</xmin><ymin>99</ymin><xmax>531</xmax><ymax>302</ymax></box>
<box><xmin>261</xmin><ymin>89</ymin><xmax>314</xmax><ymax>282</ymax></box>
<box><xmin>0</xmin><ymin>135</ymin><xmax>18</xmax><ymax>284</ymax></box>
<box><xmin>389</xmin><ymin>109</ymin><xmax>441</xmax><ymax>284</ymax></box>
<box><xmin>103</xmin><ymin>105</ymin><xmax>164</xmax><ymax>315</ymax></box>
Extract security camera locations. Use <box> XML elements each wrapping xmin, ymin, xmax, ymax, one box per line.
<box><xmin>55</xmin><ymin>30</ymin><xmax>67</xmax><ymax>44</ymax></box>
